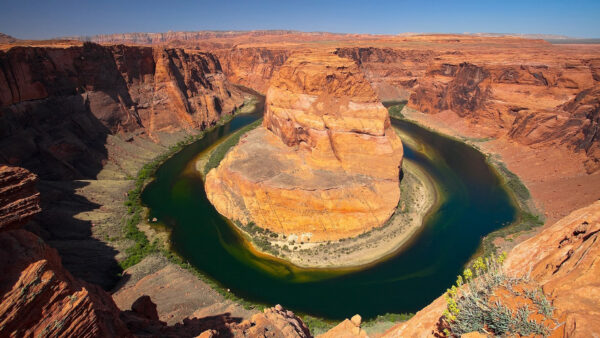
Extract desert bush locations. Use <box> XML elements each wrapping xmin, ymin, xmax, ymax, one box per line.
<box><xmin>442</xmin><ymin>253</ymin><xmax>553</xmax><ymax>337</ymax></box>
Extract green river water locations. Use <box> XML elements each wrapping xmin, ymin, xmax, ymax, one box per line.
<box><xmin>141</xmin><ymin>103</ymin><xmax>516</xmax><ymax>320</ymax></box>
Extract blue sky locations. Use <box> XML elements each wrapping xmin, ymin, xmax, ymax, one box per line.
<box><xmin>1</xmin><ymin>0</ymin><xmax>599</xmax><ymax>39</ymax></box>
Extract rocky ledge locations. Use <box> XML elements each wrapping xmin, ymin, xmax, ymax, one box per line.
<box><xmin>205</xmin><ymin>52</ymin><xmax>403</xmax><ymax>241</ymax></box>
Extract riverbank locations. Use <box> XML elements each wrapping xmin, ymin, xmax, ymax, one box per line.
<box><xmin>396</xmin><ymin>105</ymin><xmax>594</xmax><ymax>256</ymax></box>
<box><xmin>52</xmin><ymin>94</ymin><xmax>267</xmax><ymax>325</ymax></box>
<box><xmin>194</xmin><ymin>123</ymin><xmax>439</xmax><ymax>269</ymax></box>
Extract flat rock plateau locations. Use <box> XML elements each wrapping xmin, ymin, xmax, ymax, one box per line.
<box><xmin>0</xmin><ymin>31</ymin><xmax>599</xmax><ymax>337</ymax></box>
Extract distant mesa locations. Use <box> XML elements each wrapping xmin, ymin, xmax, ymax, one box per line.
<box><xmin>205</xmin><ymin>52</ymin><xmax>404</xmax><ymax>241</ymax></box>
<box><xmin>0</xmin><ymin>33</ymin><xmax>17</xmax><ymax>44</ymax></box>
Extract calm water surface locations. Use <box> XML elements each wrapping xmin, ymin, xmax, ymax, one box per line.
<box><xmin>142</xmin><ymin>105</ymin><xmax>516</xmax><ymax>320</ymax></box>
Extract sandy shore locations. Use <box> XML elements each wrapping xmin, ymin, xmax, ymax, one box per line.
<box><xmin>265</xmin><ymin>159</ymin><xmax>438</xmax><ymax>269</ymax></box>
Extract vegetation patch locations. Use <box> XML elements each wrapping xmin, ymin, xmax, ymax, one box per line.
<box><xmin>441</xmin><ymin>253</ymin><xmax>555</xmax><ymax>337</ymax></box>
<box><xmin>204</xmin><ymin>118</ymin><xmax>263</xmax><ymax>175</ymax></box>
<box><xmin>119</xmin><ymin>99</ymin><xmax>257</xmax><ymax>270</ymax></box>
<box><xmin>385</xmin><ymin>100</ymin><xmax>408</xmax><ymax>119</ymax></box>
<box><xmin>479</xmin><ymin>156</ymin><xmax>544</xmax><ymax>257</ymax></box>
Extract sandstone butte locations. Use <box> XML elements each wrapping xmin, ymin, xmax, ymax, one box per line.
<box><xmin>205</xmin><ymin>52</ymin><xmax>404</xmax><ymax>241</ymax></box>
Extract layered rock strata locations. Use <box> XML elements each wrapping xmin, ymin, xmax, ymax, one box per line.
<box><xmin>0</xmin><ymin>165</ymin><xmax>130</xmax><ymax>337</ymax></box>
<box><xmin>0</xmin><ymin>165</ymin><xmax>310</xmax><ymax>337</ymax></box>
<box><xmin>0</xmin><ymin>43</ymin><xmax>245</xmax><ymax>180</ymax></box>
<box><xmin>336</xmin><ymin>44</ymin><xmax>600</xmax><ymax>173</ymax></box>
<box><xmin>206</xmin><ymin>52</ymin><xmax>403</xmax><ymax>241</ymax></box>
<box><xmin>381</xmin><ymin>200</ymin><xmax>600</xmax><ymax>337</ymax></box>
<box><xmin>0</xmin><ymin>165</ymin><xmax>40</xmax><ymax>230</ymax></box>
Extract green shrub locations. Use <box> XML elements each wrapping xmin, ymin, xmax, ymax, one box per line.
<box><xmin>442</xmin><ymin>253</ymin><xmax>553</xmax><ymax>337</ymax></box>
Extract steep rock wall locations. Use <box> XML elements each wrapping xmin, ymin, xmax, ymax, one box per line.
<box><xmin>214</xmin><ymin>47</ymin><xmax>290</xmax><ymax>93</ymax></box>
<box><xmin>0</xmin><ymin>43</ymin><xmax>245</xmax><ymax>180</ymax></box>
<box><xmin>0</xmin><ymin>165</ymin><xmax>131</xmax><ymax>337</ymax></box>
<box><xmin>337</xmin><ymin>46</ymin><xmax>600</xmax><ymax>173</ymax></box>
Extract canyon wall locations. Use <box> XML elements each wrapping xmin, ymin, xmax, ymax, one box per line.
<box><xmin>0</xmin><ymin>42</ymin><xmax>249</xmax><ymax>290</ymax></box>
<box><xmin>0</xmin><ymin>165</ymin><xmax>131</xmax><ymax>337</ymax></box>
<box><xmin>336</xmin><ymin>45</ymin><xmax>600</xmax><ymax>173</ymax></box>
<box><xmin>0</xmin><ymin>165</ymin><xmax>311</xmax><ymax>337</ymax></box>
<box><xmin>206</xmin><ymin>52</ymin><xmax>403</xmax><ymax>241</ymax></box>
<box><xmin>381</xmin><ymin>200</ymin><xmax>600</xmax><ymax>337</ymax></box>
<box><xmin>0</xmin><ymin>42</ymin><xmax>245</xmax><ymax>180</ymax></box>
<box><xmin>213</xmin><ymin>47</ymin><xmax>290</xmax><ymax>93</ymax></box>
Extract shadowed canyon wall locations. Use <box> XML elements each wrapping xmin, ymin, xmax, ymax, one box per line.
<box><xmin>0</xmin><ymin>42</ymin><xmax>245</xmax><ymax>180</ymax></box>
<box><xmin>0</xmin><ymin>165</ymin><xmax>311</xmax><ymax>337</ymax></box>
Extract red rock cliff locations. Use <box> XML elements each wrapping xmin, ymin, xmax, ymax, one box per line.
<box><xmin>337</xmin><ymin>44</ymin><xmax>600</xmax><ymax>173</ymax></box>
<box><xmin>0</xmin><ymin>43</ymin><xmax>245</xmax><ymax>179</ymax></box>
<box><xmin>0</xmin><ymin>165</ymin><xmax>131</xmax><ymax>337</ymax></box>
<box><xmin>206</xmin><ymin>52</ymin><xmax>403</xmax><ymax>241</ymax></box>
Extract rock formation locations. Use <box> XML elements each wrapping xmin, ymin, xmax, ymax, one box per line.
<box><xmin>206</xmin><ymin>52</ymin><xmax>403</xmax><ymax>241</ymax></box>
<box><xmin>336</xmin><ymin>42</ymin><xmax>600</xmax><ymax>174</ymax></box>
<box><xmin>214</xmin><ymin>47</ymin><xmax>290</xmax><ymax>93</ymax></box>
<box><xmin>381</xmin><ymin>200</ymin><xmax>600</xmax><ymax>337</ymax></box>
<box><xmin>0</xmin><ymin>42</ymin><xmax>245</xmax><ymax>180</ymax></box>
<box><xmin>0</xmin><ymin>33</ymin><xmax>17</xmax><ymax>44</ymax></box>
<box><xmin>0</xmin><ymin>165</ymin><xmax>40</xmax><ymax>229</ymax></box>
<box><xmin>319</xmin><ymin>314</ymin><xmax>367</xmax><ymax>337</ymax></box>
<box><xmin>503</xmin><ymin>200</ymin><xmax>600</xmax><ymax>337</ymax></box>
<box><xmin>0</xmin><ymin>165</ymin><xmax>311</xmax><ymax>337</ymax></box>
<box><xmin>0</xmin><ymin>165</ymin><xmax>131</xmax><ymax>337</ymax></box>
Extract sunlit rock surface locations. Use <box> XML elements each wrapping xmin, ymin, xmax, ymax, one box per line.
<box><xmin>206</xmin><ymin>52</ymin><xmax>403</xmax><ymax>241</ymax></box>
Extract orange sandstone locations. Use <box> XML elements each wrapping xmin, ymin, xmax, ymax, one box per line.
<box><xmin>205</xmin><ymin>52</ymin><xmax>403</xmax><ymax>241</ymax></box>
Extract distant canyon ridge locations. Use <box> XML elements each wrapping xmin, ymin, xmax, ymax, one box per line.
<box><xmin>50</xmin><ymin>30</ymin><xmax>600</xmax><ymax>174</ymax></box>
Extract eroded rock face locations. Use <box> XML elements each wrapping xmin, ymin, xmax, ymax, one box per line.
<box><xmin>0</xmin><ymin>43</ymin><xmax>245</xmax><ymax>179</ymax></box>
<box><xmin>382</xmin><ymin>200</ymin><xmax>600</xmax><ymax>337</ymax></box>
<box><xmin>337</xmin><ymin>43</ymin><xmax>600</xmax><ymax>173</ymax></box>
<box><xmin>0</xmin><ymin>165</ymin><xmax>40</xmax><ymax>230</ymax></box>
<box><xmin>504</xmin><ymin>200</ymin><xmax>600</xmax><ymax>337</ymax></box>
<box><xmin>0</xmin><ymin>165</ymin><xmax>131</xmax><ymax>337</ymax></box>
<box><xmin>206</xmin><ymin>52</ymin><xmax>403</xmax><ymax>241</ymax></box>
<box><xmin>0</xmin><ymin>164</ymin><xmax>310</xmax><ymax>338</ymax></box>
<box><xmin>214</xmin><ymin>47</ymin><xmax>290</xmax><ymax>93</ymax></box>
<box><xmin>0</xmin><ymin>229</ymin><xmax>131</xmax><ymax>337</ymax></box>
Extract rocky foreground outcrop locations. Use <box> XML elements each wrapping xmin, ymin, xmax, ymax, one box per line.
<box><xmin>0</xmin><ymin>165</ymin><xmax>40</xmax><ymax>230</ymax></box>
<box><xmin>0</xmin><ymin>164</ymin><xmax>310</xmax><ymax>337</ymax></box>
<box><xmin>206</xmin><ymin>52</ymin><xmax>403</xmax><ymax>241</ymax></box>
<box><xmin>381</xmin><ymin>200</ymin><xmax>600</xmax><ymax>337</ymax></box>
<box><xmin>0</xmin><ymin>42</ymin><xmax>245</xmax><ymax>180</ymax></box>
<box><xmin>0</xmin><ymin>165</ymin><xmax>130</xmax><ymax>337</ymax></box>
